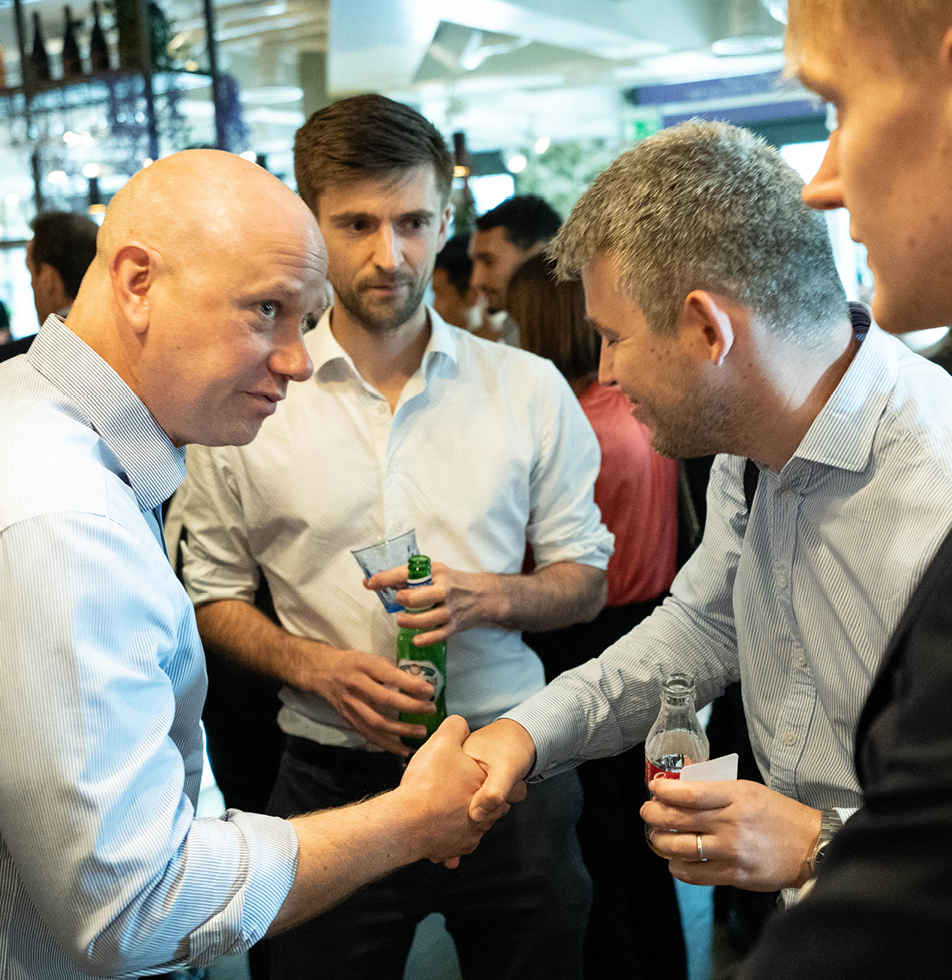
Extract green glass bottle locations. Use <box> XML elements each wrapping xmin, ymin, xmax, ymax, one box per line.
<box><xmin>397</xmin><ymin>554</ymin><xmax>447</xmax><ymax>750</ymax></box>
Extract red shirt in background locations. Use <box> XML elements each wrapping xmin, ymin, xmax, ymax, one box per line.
<box><xmin>578</xmin><ymin>381</ymin><xmax>678</xmax><ymax>607</ymax></box>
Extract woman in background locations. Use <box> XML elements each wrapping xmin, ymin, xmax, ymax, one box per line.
<box><xmin>508</xmin><ymin>252</ymin><xmax>686</xmax><ymax>980</ymax></box>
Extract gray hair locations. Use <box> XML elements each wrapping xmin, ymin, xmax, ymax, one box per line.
<box><xmin>550</xmin><ymin>120</ymin><xmax>846</xmax><ymax>345</ymax></box>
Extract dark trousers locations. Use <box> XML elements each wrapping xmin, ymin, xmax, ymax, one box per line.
<box><xmin>266</xmin><ymin>736</ymin><xmax>591</xmax><ymax>980</ymax></box>
<box><xmin>525</xmin><ymin>600</ymin><xmax>689</xmax><ymax>980</ymax></box>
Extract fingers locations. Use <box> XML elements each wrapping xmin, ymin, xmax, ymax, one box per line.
<box><xmin>363</xmin><ymin>565</ymin><xmax>409</xmax><ymax>591</ymax></box>
<box><xmin>648</xmin><ymin>777</ymin><xmax>736</xmax><ymax>809</ymax></box>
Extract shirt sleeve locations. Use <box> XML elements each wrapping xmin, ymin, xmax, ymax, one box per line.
<box><xmin>506</xmin><ymin>454</ymin><xmax>748</xmax><ymax>777</ymax></box>
<box><xmin>526</xmin><ymin>362</ymin><xmax>614</xmax><ymax>571</ymax></box>
<box><xmin>178</xmin><ymin>444</ymin><xmax>261</xmax><ymax>608</ymax></box>
<box><xmin>0</xmin><ymin>510</ymin><xmax>297</xmax><ymax>977</ymax></box>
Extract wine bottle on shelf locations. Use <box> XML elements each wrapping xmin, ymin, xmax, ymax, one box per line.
<box><xmin>30</xmin><ymin>12</ymin><xmax>52</xmax><ymax>84</ymax></box>
<box><xmin>61</xmin><ymin>5</ymin><xmax>83</xmax><ymax>79</ymax></box>
<box><xmin>89</xmin><ymin>0</ymin><xmax>111</xmax><ymax>73</ymax></box>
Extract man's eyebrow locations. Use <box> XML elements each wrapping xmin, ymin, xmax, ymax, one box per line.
<box><xmin>328</xmin><ymin>210</ymin><xmax>373</xmax><ymax>227</ymax></box>
<box><xmin>398</xmin><ymin>208</ymin><xmax>436</xmax><ymax>223</ymax></box>
<box><xmin>587</xmin><ymin>316</ymin><xmax>614</xmax><ymax>337</ymax></box>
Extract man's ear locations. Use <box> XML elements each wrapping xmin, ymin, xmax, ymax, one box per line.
<box><xmin>681</xmin><ymin>290</ymin><xmax>739</xmax><ymax>367</ymax></box>
<box><xmin>110</xmin><ymin>244</ymin><xmax>155</xmax><ymax>334</ymax></box>
<box><xmin>436</xmin><ymin>201</ymin><xmax>452</xmax><ymax>253</ymax></box>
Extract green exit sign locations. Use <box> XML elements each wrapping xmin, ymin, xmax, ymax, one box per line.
<box><xmin>624</xmin><ymin>115</ymin><xmax>663</xmax><ymax>142</ymax></box>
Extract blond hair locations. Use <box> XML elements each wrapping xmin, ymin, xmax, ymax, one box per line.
<box><xmin>786</xmin><ymin>0</ymin><xmax>952</xmax><ymax>68</ymax></box>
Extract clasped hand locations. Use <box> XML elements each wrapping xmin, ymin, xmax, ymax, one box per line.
<box><xmin>641</xmin><ymin>777</ymin><xmax>822</xmax><ymax>891</ymax></box>
<box><xmin>399</xmin><ymin>716</ymin><xmax>528</xmax><ymax>867</ymax></box>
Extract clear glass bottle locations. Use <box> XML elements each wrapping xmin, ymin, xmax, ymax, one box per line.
<box><xmin>397</xmin><ymin>554</ymin><xmax>447</xmax><ymax>750</ymax></box>
<box><xmin>644</xmin><ymin>671</ymin><xmax>709</xmax><ymax>852</ymax></box>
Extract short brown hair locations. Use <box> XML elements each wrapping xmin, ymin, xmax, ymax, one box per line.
<box><xmin>294</xmin><ymin>94</ymin><xmax>454</xmax><ymax>215</ymax></box>
<box><xmin>786</xmin><ymin>0</ymin><xmax>952</xmax><ymax>68</ymax></box>
<box><xmin>506</xmin><ymin>252</ymin><xmax>598</xmax><ymax>382</ymax></box>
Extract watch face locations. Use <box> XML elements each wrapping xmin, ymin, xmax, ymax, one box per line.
<box><xmin>812</xmin><ymin>839</ymin><xmax>832</xmax><ymax>871</ymax></box>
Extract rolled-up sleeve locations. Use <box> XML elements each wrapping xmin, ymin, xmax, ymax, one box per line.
<box><xmin>527</xmin><ymin>363</ymin><xmax>614</xmax><ymax>572</ymax></box>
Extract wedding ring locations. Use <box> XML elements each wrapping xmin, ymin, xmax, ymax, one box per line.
<box><xmin>696</xmin><ymin>833</ymin><xmax>705</xmax><ymax>861</ymax></box>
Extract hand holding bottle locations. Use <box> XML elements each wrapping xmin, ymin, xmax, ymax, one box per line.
<box><xmin>641</xmin><ymin>777</ymin><xmax>824</xmax><ymax>892</ymax></box>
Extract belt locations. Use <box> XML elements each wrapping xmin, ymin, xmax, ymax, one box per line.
<box><xmin>285</xmin><ymin>735</ymin><xmax>407</xmax><ymax>778</ymax></box>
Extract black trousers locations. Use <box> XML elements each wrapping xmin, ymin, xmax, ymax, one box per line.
<box><xmin>266</xmin><ymin>737</ymin><xmax>592</xmax><ymax>980</ymax></box>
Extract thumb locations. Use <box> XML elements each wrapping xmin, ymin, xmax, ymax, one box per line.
<box><xmin>469</xmin><ymin>766</ymin><xmax>518</xmax><ymax>822</ymax></box>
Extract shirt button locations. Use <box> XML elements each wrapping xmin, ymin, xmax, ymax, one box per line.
<box><xmin>378</xmin><ymin>403</ymin><xmax>388</xmax><ymax>414</ymax></box>
<box><xmin>794</xmin><ymin>649</ymin><xmax>806</xmax><ymax>666</ymax></box>
<box><xmin>784</xmin><ymin>731</ymin><xmax>798</xmax><ymax>746</ymax></box>
<box><xmin>781</xmin><ymin>490</ymin><xmax>797</xmax><ymax>502</ymax></box>
<box><xmin>777</xmin><ymin>573</ymin><xmax>788</xmax><ymax>589</ymax></box>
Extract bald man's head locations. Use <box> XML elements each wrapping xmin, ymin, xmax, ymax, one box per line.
<box><xmin>72</xmin><ymin>149</ymin><xmax>328</xmax><ymax>447</ymax></box>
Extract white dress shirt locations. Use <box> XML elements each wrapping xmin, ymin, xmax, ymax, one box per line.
<box><xmin>181</xmin><ymin>307</ymin><xmax>613</xmax><ymax>748</ymax></box>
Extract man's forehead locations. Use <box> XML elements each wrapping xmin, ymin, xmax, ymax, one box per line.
<box><xmin>472</xmin><ymin>226</ymin><xmax>515</xmax><ymax>253</ymax></box>
<box><xmin>320</xmin><ymin>166</ymin><xmax>441</xmax><ymax>212</ymax></box>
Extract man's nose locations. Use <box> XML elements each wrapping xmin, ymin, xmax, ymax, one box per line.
<box><xmin>372</xmin><ymin>226</ymin><xmax>400</xmax><ymax>271</ymax></box>
<box><xmin>802</xmin><ymin>131</ymin><xmax>845</xmax><ymax>212</ymax></box>
<box><xmin>272</xmin><ymin>333</ymin><xmax>313</xmax><ymax>383</ymax></box>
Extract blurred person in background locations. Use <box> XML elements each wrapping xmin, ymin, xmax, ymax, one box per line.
<box><xmin>507</xmin><ymin>251</ymin><xmax>685</xmax><ymax>980</ymax></box>
<box><xmin>469</xmin><ymin>195</ymin><xmax>562</xmax><ymax>344</ymax></box>
<box><xmin>431</xmin><ymin>233</ymin><xmax>480</xmax><ymax>330</ymax></box>
<box><xmin>0</xmin><ymin>210</ymin><xmax>99</xmax><ymax>363</ymax></box>
<box><xmin>27</xmin><ymin>209</ymin><xmax>99</xmax><ymax>325</ymax></box>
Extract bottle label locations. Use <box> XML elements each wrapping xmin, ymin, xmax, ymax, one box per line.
<box><xmin>398</xmin><ymin>659</ymin><xmax>444</xmax><ymax>701</ymax></box>
<box><xmin>645</xmin><ymin>757</ymin><xmax>684</xmax><ymax>786</ymax></box>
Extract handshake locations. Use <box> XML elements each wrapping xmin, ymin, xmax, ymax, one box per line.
<box><xmin>392</xmin><ymin>716</ymin><xmax>536</xmax><ymax>867</ymax></box>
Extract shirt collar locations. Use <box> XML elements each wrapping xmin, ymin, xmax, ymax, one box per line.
<box><xmin>793</xmin><ymin>314</ymin><xmax>897</xmax><ymax>473</ymax></box>
<box><xmin>308</xmin><ymin>304</ymin><xmax>460</xmax><ymax>381</ymax></box>
<box><xmin>27</xmin><ymin>315</ymin><xmax>187</xmax><ymax>511</ymax></box>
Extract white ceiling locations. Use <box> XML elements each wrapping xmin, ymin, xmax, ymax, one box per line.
<box><xmin>4</xmin><ymin>0</ymin><xmax>809</xmax><ymax>158</ymax></box>
<box><xmin>209</xmin><ymin>0</ymin><xmax>801</xmax><ymax>154</ymax></box>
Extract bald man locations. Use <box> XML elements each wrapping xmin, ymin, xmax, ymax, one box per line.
<box><xmin>0</xmin><ymin>150</ymin><xmax>510</xmax><ymax>980</ymax></box>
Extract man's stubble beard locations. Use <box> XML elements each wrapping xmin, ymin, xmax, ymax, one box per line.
<box><xmin>645</xmin><ymin>380</ymin><xmax>749</xmax><ymax>461</ymax></box>
<box><xmin>334</xmin><ymin>273</ymin><xmax>431</xmax><ymax>333</ymax></box>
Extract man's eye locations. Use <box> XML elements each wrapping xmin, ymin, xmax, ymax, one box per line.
<box><xmin>260</xmin><ymin>302</ymin><xmax>277</xmax><ymax>317</ymax></box>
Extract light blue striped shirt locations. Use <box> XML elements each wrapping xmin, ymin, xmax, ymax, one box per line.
<box><xmin>0</xmin><ymin>317</ymin><xmax>298</xmax><ymax>979</ymax></box>
<box><xmin>507</xmin><ymin>324</ymin><xmax>952</xmax><ymax>820</ymax></box>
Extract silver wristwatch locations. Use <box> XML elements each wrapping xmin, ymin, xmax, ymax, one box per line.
<box><xmin>808</xmin><ymin>808</ymin><xmax>843</xmax><ymax>876</ymax></box>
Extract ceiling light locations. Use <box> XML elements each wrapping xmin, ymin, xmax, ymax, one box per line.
<box><xmin>48</xmin><ymin>171</ymin><xmax>68</xmax><ymax>184</ymax></box>
<box><xmin>534</xmin><ymin>135</ymin><xmax>551</xmax><ymax>155</ymax></box>
<box><xmin>240</xmin><ymin>86</ymin><xmax>303</xmax><ymax>105</ymax></box>
<box><xmin>761</xmin><ymin>0</ymin><xmax>788</xmax><ymax>24</ymax></box>
<box><xmin>82</xmin><ymin>163</ymin><xmax>101</xmax><ymax>178</ymax></box>
<box><xmin>506</xmin><ymin>153</ymin><xmax>527</xmax><ymax>174</ymax></box>
<box><xmin>711</xmin><ymin>35</ymin><xmax>784</xmax><ymax>56</ymax></box>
